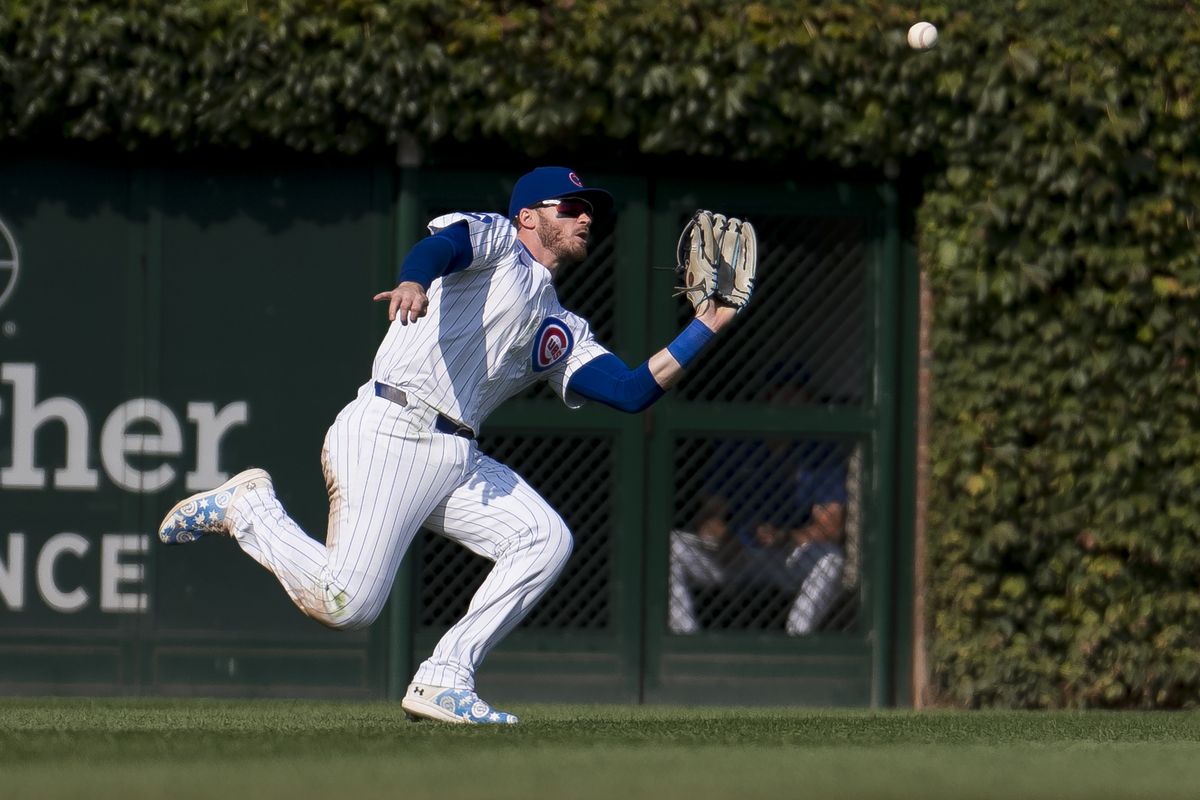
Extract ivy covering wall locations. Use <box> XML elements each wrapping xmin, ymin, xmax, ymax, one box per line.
<box><xmin>2</xmin><ymin>0</ymin><xmax>1198</xmax><ymax>707</ymax></box>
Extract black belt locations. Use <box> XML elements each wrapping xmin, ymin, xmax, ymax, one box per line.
<box><xmin>373</xmin><ymin>382</ymin><xmax>475</xmax><ymax>440</ymax></box>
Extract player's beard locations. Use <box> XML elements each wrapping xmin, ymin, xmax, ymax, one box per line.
<box><xmin>536</xmin><ymin>215</ymin><xmax>590</xmax><ymax>267</ymax></box>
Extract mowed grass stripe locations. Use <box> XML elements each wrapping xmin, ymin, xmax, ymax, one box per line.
<box><xmin>7</xmin><ymin>744</ymin><xmax>1200</xmax><ymax>800</ymax></box>
<box><xmin>2</xmin><ymin>700</ymin><xmax>1200</xmax><ymax>799</ymax></box>
<box><xmin>4</xmin><ymin>700</ymin><xmax>1200</xmax><ymax>747</ymax></box>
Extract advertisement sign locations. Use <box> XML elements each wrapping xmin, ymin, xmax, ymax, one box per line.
<box><xmin>0</xmin><ymin>159</ymin><xmax>387</xmax><ymax>695</ymax></box>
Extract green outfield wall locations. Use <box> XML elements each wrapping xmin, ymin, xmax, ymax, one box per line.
<box><xmin>0</xmin><ymin>154</ymin><xmax>917</xmax><ymax>705</ymax></box>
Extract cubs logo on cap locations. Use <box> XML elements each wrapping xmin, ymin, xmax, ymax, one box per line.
<box><xmin>532</xmin><ymin>317</ymin><xmax>574</xmax><ymax>372</ymax></box>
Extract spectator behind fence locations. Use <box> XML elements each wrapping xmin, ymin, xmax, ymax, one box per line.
<box><xmin>668</xmin><ymin>366</ymin><xmax>850</xmax><ymax>636</ymax></box>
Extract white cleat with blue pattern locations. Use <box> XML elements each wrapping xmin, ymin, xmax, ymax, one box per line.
<box><xmin>401</xmin><ymin>683</ymin><xmax>519</xmax><ymax>725</ymax></box>
<box><xmin>157</xmin><ymin>468</ymin><xmax>273</xmax><ymax>545</ymax></box>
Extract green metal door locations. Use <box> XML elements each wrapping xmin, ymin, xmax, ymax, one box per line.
<box><xmin>399</xmin><ymin>170</ymin><xmax>911</xmax><ymax>707</ymax></box>
<box><xmin>641</xmin><ymin>179</ymin><xmax>905</xmax><ymax>706</ymax></box>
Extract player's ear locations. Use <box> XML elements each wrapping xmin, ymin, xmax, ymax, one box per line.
<box><xmin>515</xmin><ymin>207</ymin><xmax>538</xmax><ymax>230</ymax></box>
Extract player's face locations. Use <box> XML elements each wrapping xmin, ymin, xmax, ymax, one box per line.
<box><xmin>533</xmin><ymin>199</ymin><xmax>593</xmax><ymax>267</ymax></box>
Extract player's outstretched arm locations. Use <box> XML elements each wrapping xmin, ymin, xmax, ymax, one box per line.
<box><xmin>566</xmin><ymin>302</ymin><xmax>739</xmax><ymax>413</ymax></box>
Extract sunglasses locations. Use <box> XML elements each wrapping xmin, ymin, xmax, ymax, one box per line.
<box><xmin>534</xmin><ymin>197</ymin><xmax>594</xmax><ymax>218</ymax></box>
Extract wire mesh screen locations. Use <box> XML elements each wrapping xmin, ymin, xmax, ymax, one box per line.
<box><xmin>409</xmin><ymin>201</ymin><xmax>874</xmax><ymax>644</ymax></box>
<box><xmin>668</xmin><ymin>436</ymin><xmax>864</xmax><ymax>635</ymax></box>
<box><xmin>416</xmin><ymin>434</ymin><xmax>614</xmax><ymax>630</ymax></box>
<box><xmin>673</xmin><ymin>212</ymin><xmax>869</xmax><ymax>406</ymax></box>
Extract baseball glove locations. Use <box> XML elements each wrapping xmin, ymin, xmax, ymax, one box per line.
<box><xmin>674</xmin><ymin>210</ymin><xmax>758</xmax><ymax>312</ymax></box>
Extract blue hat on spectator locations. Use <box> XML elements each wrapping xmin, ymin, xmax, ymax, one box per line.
<box><xmin>508</xmin><ymin>167</ymin><xmax>614</xmax><ymax>220</ymax></box>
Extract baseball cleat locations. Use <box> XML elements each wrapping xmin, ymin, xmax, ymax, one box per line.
<box><xmin>401</xmin><ymin>683</ymin><xmax>519</xmax><ymax>725</ymax></box>
<box><xmin>157</xmin><ymin>468</ymin><xmax>272</xmax><ymax>545</ymax></box>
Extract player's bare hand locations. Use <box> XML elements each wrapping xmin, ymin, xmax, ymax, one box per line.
<box><xmin>374</xmin><ymin>281</ymin><xmax>428</xmax><ymax>325</ymax></box>
<box><xmin>695</xmin><ymin>300</ymin><xmax>739</xmax><ymax>333</ymax></box>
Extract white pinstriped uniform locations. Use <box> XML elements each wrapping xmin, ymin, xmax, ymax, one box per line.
<box><xmin>227</xmin><ymin>212</ymin><xmax>610</xmax><ymax>690</ymax></box>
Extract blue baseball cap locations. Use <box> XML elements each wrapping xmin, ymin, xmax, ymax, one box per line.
<box><xmin>508</xmin><ymin>166</ymin><xmax>614</xmax><ymax>220</ymax></box>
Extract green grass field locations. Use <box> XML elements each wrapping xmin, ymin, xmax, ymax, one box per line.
<box><xmin>3</xmin><ymin>699</ymin><xmax>1200</xmax><ymax>799</ymax></box>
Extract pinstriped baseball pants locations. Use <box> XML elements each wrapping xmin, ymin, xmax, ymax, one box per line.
<box><xmin>226</xmin><ymin>385</ymin><xmax>574</xmax><ymax>690</ymax></box>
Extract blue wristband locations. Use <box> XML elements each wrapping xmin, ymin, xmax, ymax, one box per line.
<box><xmin>666</xmin><ymin>319</ymin><xmax>716</xmax><ymax>368</ymax></box>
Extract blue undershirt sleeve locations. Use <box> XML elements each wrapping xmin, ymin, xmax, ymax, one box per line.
<box><xmin>396</xmin><ymin>220</ymin><xmax>474</xmax><ymax>287</ymax></box>
<box><xmin>567</xmin><ymin>353</ymin><xmax>665</xmax><ymax>413</ymax></box>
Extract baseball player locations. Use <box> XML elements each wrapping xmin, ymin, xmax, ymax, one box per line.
<box><xmin>158</xmin><ymin>166</ymin><xmax>749</xmax><ymax>724</ymax></box>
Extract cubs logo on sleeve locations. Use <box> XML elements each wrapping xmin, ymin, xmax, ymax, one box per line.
<box><xmin>532</xmin><ymin>316</ymin><xmax>574</xmax><ymax>373</ymax></box>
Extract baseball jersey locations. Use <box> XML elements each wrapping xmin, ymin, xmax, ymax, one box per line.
<box><xmin>371</xmin><ymin>212</ymin><xmax>611</xmax><ymax>431</ymax></box>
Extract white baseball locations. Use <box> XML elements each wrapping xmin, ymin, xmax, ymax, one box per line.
<box><xmin>907</xmin><ymin>21</ymin><xmax>938</xmax><ymax>51</ymax></box>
